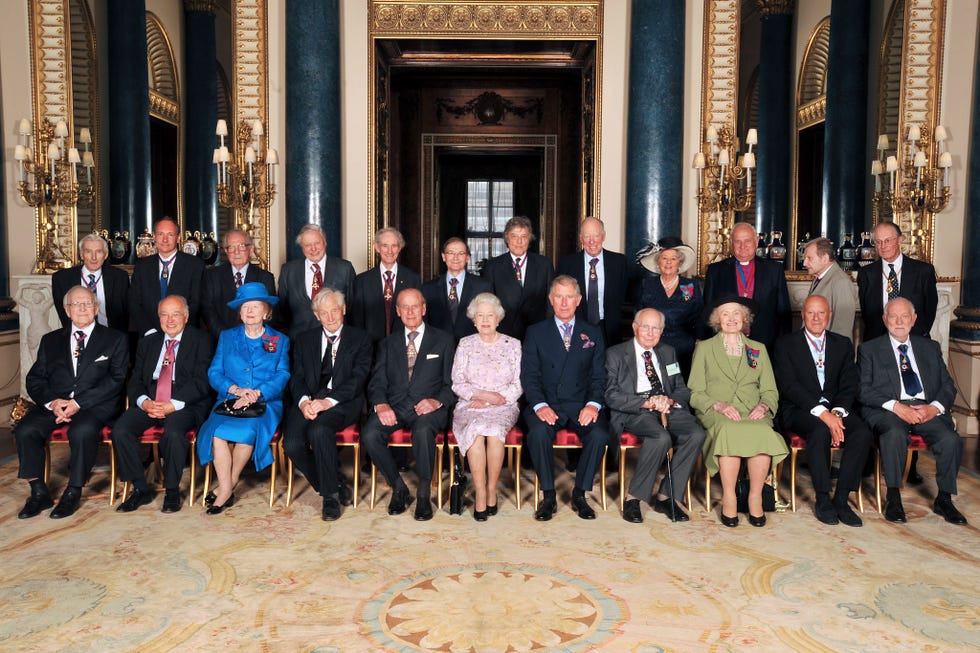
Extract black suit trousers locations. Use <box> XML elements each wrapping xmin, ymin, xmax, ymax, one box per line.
<box><xmin>361</xmin><ymin>406</ymin><xmax>448</xmax><ymax>493</ymax></box>
<box><xmin>15</xmin><ymin>408</ymin><xmax>106</xmax><ymax>487</ymax></box>
<box><xmin>783</xmin><ymin>411</ymin><xmax>872</xmax><ymax>495</ymax></box>
<box><xmin>282</xmin><ymin>406</ymin><xmax>356</xmax><ymax>496</ymax></box>
<box><xmin>863</xmin><ymin>408</ymin><xmax>962</xmax><ymax>494</ymax></box>
<box><xmin>111</xmin><ymin>407</ymin><xmax>198</xmax><ymax>489</ymax></box>
<box><xmin>621</xmin><ymin>410</ymin><xmax>705</xmax><ymax>502</ymax></box>
<box><xmin>523</xmin><ymin>403</ymin><xmax>609</xmax><ymax>492</ymax></box>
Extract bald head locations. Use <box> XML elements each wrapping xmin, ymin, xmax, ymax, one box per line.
<box><xmin>731</xmin><ymin>222</ymin><xmax>758</xmax><ymax>262</ymax></box>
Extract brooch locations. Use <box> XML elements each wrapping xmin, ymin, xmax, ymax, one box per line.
<box><xmin>262</xmin><ymin>334</ymin><xmax>280</xmax><ymax>353</ymax></box>
<box><xmin>680</xmin><ymin>283</ymin><xmax>694</xmax><ymax>301</ymax></box>
<box><xmin>580</xmin><ymin>333</ymin><xmax>596</xmax><ymax>349</ymax></box>
<box><xmin>745</xmin><ymin>345</ymin><xmax>760</xmax><ymax>369</ymax></box>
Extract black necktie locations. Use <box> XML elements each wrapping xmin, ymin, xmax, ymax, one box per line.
<box><xmin>587</xmin><ymin>258</ymin><xmax>600</xmax><ymax>324</ymax></box>
<box><xmin>897</xmin><ymin>344</ymin><xmax>923</xmax><ymax>396</ymax></box>
<box><xmin>318</xmin><ymin>334</ymin><xmax>336</xmax><ymax>394</ymax></box>
<box><xmin>887</xmin><ymin>264</ymin><xmax>899</xmax><ymax>301</ymax></box>
<box><xmin>74</xmin><ymin>330</ymin><xmax>86</xmax><ymax>359</ymax></box>
<box><xmin>642</xmin><ymin>350</ymin><xmax>664</xmax><ymax>396</ymax></box>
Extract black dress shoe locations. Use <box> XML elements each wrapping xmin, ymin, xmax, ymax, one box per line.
<box><xmin>388</xmin><ymin>487</ymin><xmax>410</xmax><ymax>515</ymax></box>
<box><xmin>18</xmin><ymin>494</ymin><xmax>54</xmax><ymax>519</ymax></box>
<box><xmin>486</xmin><ymin>503</ymin><xmax>498</xmax><ymax>517</ymax></box>
<box><xmin>321</xmin><ymin>496</ymin><xmax>342</xmax><ymax>521</ymax></box>
<box><xmin>835</xmin><ymin>503</ymin><xmax>863</xmax><ymax>527</ymax></box>
<box><xmin>473</xmin><ymin>508</ymin><xmax>488</xmax><ymax>522</ymax></box>
<box><xmin>815</xmin><ymin>498</ymin><xmax>839</xmax><ymax>526</ymax></box>
<box><xmin>933</xmin><ymin>497</ymin><xmax>968</xmax><ymax>525</ymax></box>
<box><xmin>884</xmin><ymin>498</ymin><xmax>907</xmax><ymax>523</ymax></box>
<box><xmin>162</xmin><ymin>490</ymin><xmax>182</xmax><ymax>513</ymax></box>
<box><xmin>720</xmin><ymin>511</ymin><xmax>739</xmax><ymax>527</ymax></box>
<box><xmin>204</xmin><ymin>490</ymin><xmax>217</xmax><ymax>507</ymax></box>
<box><xmin>206</xmin><ymin>494</ymin><xmax>236</xmax><ymax>515</ymax></box>
<box><xmin>622</xmin><ymin>498</ymin><xmax>643</xmax><ymax>523</ymax></box>
<box><xmin>50</xmin><ymin>488</ymin><xmax>81</xmax><ymax>519</ymax></box>
<box><xmin>653</xmin><ymin>497</ymin><xmax>689</xmax><ymax>522</ymax></box>
<box><xmin>338</xmin><ymin>483</ymin><xmax>354</xmax><ymax>507</ymax></box>
<box><xmin>414</xmin><ymin>497</ymin><xmax>433</xmax><ymax>521</ymax></box>
<box><xmin>117</xmin><ymin>488</ymin><xmax>154</xmax><ymax>513</ymax></box>
<box><xmin>534</xmin><ymin>497</ymin><xmax>558</xmax><ymax>521</ymax></box>
<box><xmin>571</xmin><ymin>495</ymin><xmax>596</xmax><ymax>520</ymax></box>
<box><xmin>748</xmin><ymin>513</ymin><xmax>767</xmax><ymax>527</ymax></box>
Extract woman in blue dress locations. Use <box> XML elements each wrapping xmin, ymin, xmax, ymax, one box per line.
<box><xmin>197</xmin><ymin>282</ymin><xmax>290</xmax><ymax>514</ymax></box>
<box><xmin>637</xmin><ymin>237</ymin><xmax>703</xmax><ymax>376</ymax></box>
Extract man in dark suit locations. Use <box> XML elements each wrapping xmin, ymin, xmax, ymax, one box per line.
<box><xmin>557</xmin><ymin>217</ymin><xmax>628</xmax><ymax>346</ymax></box>
<box><xmin>361</xmin><ymin>288</ymin><xmax>456</xmax><ymax>521</ymax></box>
<box><xmin>482</xmin><ymin>215</ymin><xmax>555</xmax><ymax>340</ymax></box>
<box><xmin>857</xmin><ymin>221</ymin><xmax>937</xmax><ymax>342</ymax></box>
<box><xmin>202</xmin><ymin>229</ymin><xmax>276</xmax><ymax>341</ymax></box>
<box><xmin>702</xmin><ymin>222</ymin><xmax>790</xmax><ymax>348</ymax></box>
<box><xmin>522</xmin><ymin>275</ymin><xmax>609</xmax><ymax>521</ymax></box>
<box><xmin>129</xmin><ymin>218</ymin><xmax>205</xmax><ymax>336</ymax></box>
<box><xmin>112</xmin><ymin>295</ymin><xmax>213</xmax><ymax>513</ymax></box>
<box><xmin>14</xmin><ymin>286</ymin><xmax>129</xmax><ymax>519</ymax></box>
<box><xmin>422</xmin><ymin>237</ymin><xmax>491</xmax><ymax>340</ymax></box>
<box><xmin>774</xmin><ymin>295</ymin><xmax>871</xmax><ymax>527</ymax></box>
<box><xmin>277</xmin><ymin>224</ymin><xmax>355</xmax><ymax>336</ymax></box>
<box><xmin>52</xmin><ymin>233</ymin><xmax>129</xmax><ymax>331</ymax></box>
<box><xmin>605</xmin><ymin>308</ymin><xmax>705</xmax><ymax>523</ymax></box>
<box><xmin>283</xmin><ymin>288</ymin><xmax>373</xmax><ymax>520</ymax></box>
<box><xmin>858</xmin><ymin>298</ymin><xmax>967</xmax><ymax>525</ymax></box>
<box><xmin>350</xmin><ymin>227</ymin><xmax>421</xmax><ymax>342</ymax></box>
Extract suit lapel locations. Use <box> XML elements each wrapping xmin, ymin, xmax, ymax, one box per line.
<box><xmin>74</xmin><ymin>326</ymin><xmax>100</xmax><ymax>377</ymax></box>
<box><xmin>910</xmin><ymin>338</ymin><xmax>933</xmax><ymax>396</ymax></box>
<box><xmin>797</xmin><ymin>331</ymin><xmax>822</xmax><ymax>392</ymax></box>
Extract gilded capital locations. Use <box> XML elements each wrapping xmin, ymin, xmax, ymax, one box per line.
<box><xmin>183</xmin><ymin>0</ymin><xmax>216</xmax><ymax>13</ymax></box>
<box><xmin>757</xmin><ymin>0</ymin><xmax>795</xmax><ymax>16</ymax></box>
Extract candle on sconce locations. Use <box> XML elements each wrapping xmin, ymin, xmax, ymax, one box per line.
<box><xmin>745</xmin><ymin>128</ymin><xmax>758</xmax><ymax>153</ymax></box>
<box><xmin>693</xmin><ymin>152</ymin><xmax>705</xmax><ymax>190</ymax></box>
<box><xmin>907</xmin><ymin>124</ymin><xmax>921</xmax><ymax>143</ymax></box>
<box><xmin>245</xmin><ymin>146</ymin><xmax>256</xmax><ymax>186</ymax></box>
<box><xmin>717</xmin><ymin>149</ymin><xmax>729</xmax><ymax>185</ymax></box>
<box><xmin>938</xmin><ymin>151</ymin><xmax>952</xmax><ymax>187</ymax></box>
<box><xmin>886</xmin><ymin>155</ymin><xmax>898</xmax><ymax>190</ymax></box>
<box><xmin>876</xmin><ymin>134</ymin><xmax>889</xmax><ymax>152</ymax></box>
<box><xmin>18</xmin><ymin>118</ymin><xmax>31</xmax><ymax>136</ymax></box>
<box><xmin>706</xmin><ymin>126</ymin><xmax>718</xmax><ymax>144</ymax></box>
<box><xmin>913</xmin><ymin>150</ymin><xmax>926</xmax><ymax>185</ymax></box>
<box><xmin>14</xmin><ymin>145</ymin><xmax>26</xmax><ymax>182</ymax></box>
<box><xmin>68</xmin><ymin>147</ymin><xmax>80</xmax><ymax>182</ymax></box>
<box><xmin>267</xmin><ymin>148</ymin><xmax>278</xmax><ymax>185</ymax></box>
<box><xmin>742</xmin><ymin>151</ymin><xmax>755</xmax><ymax>189</ymax></box>
<box><xmin>47</xmin><ymin>142</ymin><xmax>59</xmax><ymax>178</ymax></box>
<box><xmin>54</xmin><ymin>120</ymin><xmax>69</xmax><ymax>138</ymax></box>
<box><xmin>871</xmin><ymin>160</ymin><xmax>883</xmax><ymax>192</ymax></box>
<box><xmin>216</xmin><ymin>119</ymin><xmax>228</xmax><ymax>149</ymax></box>
<box><xmin>79</xmin><ymin>128</ymin><xmax>91</xmax><ymax>145</ymax></box>
<box><xmin>251</xmin><ymin>120</ymin><xmax>264</xmax><ymax>137</ymax></box>
<box><xmin>218</xmin><ymin>145</ymin><xmax>230</xmax><ymax>185</ymax></box>
<box><xmin>82</xmin><ymin>151</ymin><xmax>94</xmax><ymax>185</ymax></box>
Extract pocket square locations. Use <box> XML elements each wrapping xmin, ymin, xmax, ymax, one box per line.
<box><xmin>94</xmin><ymin>355</ymin><xmax>109</xmax><ymax>362</ymax></box>
<box><xmin>426</xmin><ymin>354</ymin><xmax>440</xmax><ymax>360</ymax></box>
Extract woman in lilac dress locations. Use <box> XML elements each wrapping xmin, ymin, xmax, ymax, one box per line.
<box><xmin>451</xmin><ymin>293</ymin><xmax>522</xmax><ymax>521</ymax></box>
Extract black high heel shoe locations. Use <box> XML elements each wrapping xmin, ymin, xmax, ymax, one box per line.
<box><xmin>720</xmin><ymin>511</ymin><xmax>739</xmax><ymax>527</ymax></box>
<box><xmin>473</xmin><ymin>508</ymin><xmax>488</xmax><ymax>522</ymax></box>
<box><xmin>748</xmin><ymin>513</ymin><xmax>767</xmax><ymax>527</ymax></box>
<box><xmin>486</xmin><ymin>503</ymin><xmax>498</xmax><ymax>517</ymax></box>
<box><xmin>206</xmin><ymin>494</ymin><xmax>236</xmax><ymax>515</ymax></box>
<box><xmin>204</xmin><ymin>490</ymin><xmax>217</xmax><ymax>507</ymax></box>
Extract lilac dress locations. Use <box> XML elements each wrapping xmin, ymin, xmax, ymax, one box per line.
<box><xmin>451</xmin><ymin>333</ymin><xmax>522</xmax><ymax>455</ymax></box>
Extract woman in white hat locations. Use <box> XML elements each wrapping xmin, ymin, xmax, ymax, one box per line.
<box><xmin>637</xmin><ymin>237</ymin><xmax>703</xmax><ymax>375</ymax></box>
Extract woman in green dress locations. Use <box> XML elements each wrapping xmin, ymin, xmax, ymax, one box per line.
<box><xmin>689</xmin><ymin>296</ymin><xmax>788</xmax><ymax>528</ymax></box>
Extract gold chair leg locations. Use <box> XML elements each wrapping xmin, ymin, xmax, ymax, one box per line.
<box><xmin>619</xmin><ymin>445</ymin><xmax>627</xmax><ymax>511</ymax></box>
<box><xmin>285</xmin><ymin>455</ymin><xmax>294</xmax><ymax>508</ymax></box>
<box><xmin>875</xmin><ymin>450</ymin><xmax>882</xmax><ymax>513</ymax></box>
<box><xmin>514</xmin><ymin>445</ymin><xmax>522</xmax><ymax>511</ymax></box>
<box><xmin>109</xmin><ymin>442</ymin><xmax>118</xmax><ymax>506</ymax></box>
<box><xmin>370</xmin><ymin>464</ymin><xmax>377</xmax><ymax>510</ymax></box>
<box><xmin>352</xmin><ymin>444</ymin><xmax>360</xmax><ymax>509</ymax></box>
<box><xmin>203</xmin><ymin>463</ymin><xmax>212</xmax><ymax>507</ymax></box>
<box><xmin>269</xmin><ymin>442</ymin><xmax>278</xmax><ymax>508</ymax></box>
<box><xmin>533</xmin><ymin>473</ymin><xmax>539</xmax><ymax>510</ymax></box>
<box><xmin>790</xmin><ymin>448</ymin><xmax>799</xmax><ymax>512</ymax></box>
<box><xmin>599</xmin><ymin>448</ymin><xmax>607</xmax><ymax>511</ymax></box>
<box><xmin>705</xmin><ymin>467</ymin><xmax>712</xmax><ymax>511</ymax></box>
<box><xmin>44</xmin><ymin>444</ymin><xmax>51</xmax><ymax>486</ymax></box>
<box><xmin>436</xmin><ymin>443</ymin><xmax>444</xmax><ymax>508</ymax></box>
<box><xmin>685</xmin><ymin>479</ymin><xmax>692</xmax><ymax>512</ymax></box>
<box><xmin>187</xmin><ymin>444</ymin><xmax>197</xmax><ymax>507</ymax></box>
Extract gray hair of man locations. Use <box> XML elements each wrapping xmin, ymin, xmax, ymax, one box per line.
<box><xmin>633</xmin><ymin>307</ymin><xmax>665</xmax><ymax>329</ymax></box>
<box><xmin>374</xmin><ymin>227</ymin><xmax>406</xmax><ymax>248</ymax></box>
<box><xmin>706</xmin><ymin>302</ymin><xmax>754</xmax><ymax>332</ymax></box>
<box><xmin>157</xmin><ymin>294</ymin><xmax>189</xmax><ymax>315</ymax></box>
<box><xmin>805</xmin><ymin>237</ymin><xmax>836</xmax><ymax>261</ymax></box>
<box><xmin>579</xmin><ymin>216</ymin><xmax>606</xmax><ymax>234</ymax></box>
<box><xmin>884</xmin><ymin>296</ymin><xmax>917</xmax><ymax>315</ymax></box>
<box><xmin>550</xmin><ymin>274</ymin><xmax>581</xmax><ymax>296</ymax></box>
<box><xmin>222</xmin><ymin>229</ymin><xmax>253</xmax><ymax>248</ymax></box>
<box><xmin>465</xmin><ymin>292</ymin><xmax>506</xmax><ymax>321</ymax></box>
<box><xmin>294</xmin><ymin>223</ymin><xmax>326</xmax><ymax>245</ymax></box>
<box><xmin>504</xmin><ymin>215</ymin><xmax>536</xmax><ymax>239</ymax></box>
<box><xmin>311</xmin><ymin>287</ymin><xmax>347</xmax><ymax>312</ymax></box>
<box><xmin>62</xmin><ymin>285</ymin><xmax>100</xmax><ymax>310</ymax></box>
<box><xmin>78</xmin><ymin>233</ymin><xmax>109</xmax><ymax>256</ymax></box>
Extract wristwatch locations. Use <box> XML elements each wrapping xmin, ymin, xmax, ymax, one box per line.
<box><xmin>831</xmin><ymin>409</ymin><xmax>845</xmax><ymax>418</ymax></box>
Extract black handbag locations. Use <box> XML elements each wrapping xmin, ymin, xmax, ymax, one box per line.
<box><xmin>214</xmin><ymin>399</ymin><xmax>267</xmax><ymax>418</ymax></box>
<box><xmin>736</xmin><ymin>478</ymin><xmax>776</xmax><ymax>513</ymax></box>
<box><xmin>449</xmin><ymin>448</ymin><xmax>467</xmax><ymax>515</ymax></box>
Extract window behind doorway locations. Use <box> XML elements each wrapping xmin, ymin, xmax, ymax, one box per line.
<box><xmin>465</xmin><ymin>179</ymin><xmax>513</xmax><ymax>273</ymax></box>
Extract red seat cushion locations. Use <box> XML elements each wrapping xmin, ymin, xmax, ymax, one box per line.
<box><xmin>389</xmin><ymin>428</ymin><xmax>414</xmax><ymax>445</ymax></box>
<box><xmin>336</xmin><ymin>425</ymin><xmax>360</xmax><ymax>445</ymax></box>
<box><xmin>440</xmin><ymin>432</ymin><xmax>456</xmax><ymax>445</ymax></box>
<box><xmin>908</xmin><ymin>433</ymin><xmax>928</xmax><ymax>450</ymax></box>
<box><xmin>554</xmin><ymin>429</ymin><xmax>584</xmax><ymax>447</ymax></box>
<box><xmin>620</xmin><ymin>431</ymin><xmax>642</xmax><ymax>447</ymax></box>
<box><xmin>504</xmin><ymin>427</ymin><xmax>523</xmax><ymax>446</ymax></box>
<box><xmin>48</xmin><ymin>426</ymin><xmax>70</xmax><ymax>442</ymax></box>
<box><xmin>787</xmin><ymin>432</ymin><xmax>806</xmax><ymax>449</ymax></box>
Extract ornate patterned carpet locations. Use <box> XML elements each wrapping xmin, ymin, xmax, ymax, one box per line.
<box><xmin>0</xmin><ymin>451</ymin><xmax>978</xmax><ymax>652</ymax></box>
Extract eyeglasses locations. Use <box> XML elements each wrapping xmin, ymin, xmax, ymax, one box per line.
<box><xmin>874</xmin><ymin>236</ymin><xmax>899</xmax><ymax>246</ymax></box>
<box><xmin>68</xmin><ymin>301</ymin><xmax>96</xmax><ymax>308</ymax></box>
<box><xmin>443</xmin><ymin>250</ymin><xmax>468</xmax><ymax>257</ymax></box>
<box><xmin>224</xmin><ymin>244</ymin><xmax>251</xmax><ymax>252</ymax></box>
<box><xmin>635</xmin><ymin>325</ymin><xmax>664</xmax><ymax>332</ymax></box>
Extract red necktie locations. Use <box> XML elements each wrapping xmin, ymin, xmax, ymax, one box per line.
<box><xmin>311</xmin><ymin>263</ymin><xmax>323</xmax><ymax>299</ymax></box>
<box><xmin>155</xmin><ymin>339</ymin><xmax>178</xmax><ymax>402</ymax></box>
<box><xmin>384</xmin><ymin>271</ymin><xmax>395</xmax><ymax>335</ymax></box>
<box><xmin>235</xmin><ymin>271</ymin><xmax>244</xmax><ymax>288</ymax></box>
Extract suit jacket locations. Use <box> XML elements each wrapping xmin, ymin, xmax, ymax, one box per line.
<box><xmin>288</xmin><ymin>324</ymin><xmax>373</xmax><ymax>425</ymax></box>
<box><xmin>367</xmin><ymin>325</ymin><xmax>457</xmax><ymax>416</ymax></box>
<box><xmin>128</xmin><ymin>325</ymin><xmax>214</xmax><ymax>424</ymax></box>
<box><xmin>604</xmin><ymin>339</ymin><xmax>691</xmax><ymax>435</ymax></box>
<box><xmin>277</xmin><ymin>256</ymin><xmax>355</xmax><ymax>336</ymax></box>
<box><xmin>52</xmin><ymin>264</ymin><xmax>130</xmax><ymax>331</ymax></box>
<box><xmin>202</xmin><ymin>264</ymin><xmax>277</xmax><ymax>340</ymax></box>
<box><xmin>25</xmin><ymin>324</ymin><xmax>129</xmax><ymax>423</ymax></box>
<box><xmin>702</xmin><ymin>256</ymin><xmax>790</xmax><ymax>348</ymax></box>
<box><xmin>130</xmin><ymin>251</ymin><xmax>205</xmax><ymax>335</ymax></box>
<box><xmin>421</xmin><ymin>272</ymin><xmax>491</xmax><ymax>340</ymax></box>
<box><xmin>857</xmin><ymin>255</ymin><xmax>937</xmax><ymax>341</ymax></box>
<box><xmin>809</xmin><ymin>262</ymin><xmax>855</xmax><ymax>340</ymax></box>
<box><xmin>349</xmin><ymin>265</ymin><xmax>421</xmax><ymax>342</ymax></box>
<box><xmin>773</xmin><ymin>329</ymin><xmax>859</xmax><ymax>428</ymax></box>
<box><xmin>557</xmin><ymin>248</ymin><xmax>628</xmax><ymax>346</ymax></box>
<box><xmin>858</xmin><ymin>334</ymin><xmax>955</xmax><ymax>413</ymax></box>
<box><xmin>521</xmin><ymin>318</ymin><xmax>607</xmax><ymax>415</ymax></box>
<box><xmin>483</xmin><ymin>251</ymin><xmax>555</xmax><ymax>340</ymax></box>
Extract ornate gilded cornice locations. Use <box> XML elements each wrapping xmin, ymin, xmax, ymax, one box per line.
<box><xmin>183</xmin><ymin>0</ymin><xmax>216</xmax><ymax>13</ymax></box>
<box><xmin>371</xmin><ymin>1</ymin><xmax>601</xmax><ymax>36</ymax></box>
<box><xmin>797</xmin><ymin>97</ymin><xmax>826</xmax><ymax>129</ymax></box>
<box><xmin>756</xmin><ymin>0</ymin><xmax>794</xmax><ymax>17</ymax></box>
<box><xmin>149</xmin><ymin>90</ymin><xmax>179</xmax><ymax>124</ymax></box>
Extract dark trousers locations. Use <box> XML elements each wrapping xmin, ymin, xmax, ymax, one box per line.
<box><xmin>111</xmin><ymin>407</ymin><xmax>197</xmax><ymax>490</ymax></box>
<box><xmin>783</xmin><ymin>411</ymin><xmax>872</xmax><ymax>495</ymax></box>
<box><xmin>523</xmin><ymin>403</ymin><xmax>609</xmax><ymax>492</ymax></box>
<box><xmin>15</xmin><ymin>407</ymin><xmax>105</xmax><ymax>487</ymax></box>
<box><xmin>863</xmin><ymin>408</ymin><xmax>962</xmax><ymax>494</ymax></box>
<box><xmin>361</xmin><ymin>406</ymin><xmax>448</xmax><ymax>494</ymax></box>
<box><xmin>282</xmin><ymin>405</ymin><xmax>355</xmax><ymax>496</ymax></box>
<box><xmin>618</xmin><ymin>410</ymin><xmax>705</xmax><ymax>501</ymax></box>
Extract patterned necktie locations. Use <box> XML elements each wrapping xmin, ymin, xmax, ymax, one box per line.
<box><xmin>642</xmin><ymin>350</ymin><xmax>665</xmax><ymax>396</ymax></box>
<box><xmin>320</xmin><ymin>334</ymin><xmax>336</xmax><ymax>385</ymax></box>
<box><xmin>234</xmin><ymin>271</ymin><xmax>244</xmax><ymax>288</ymax></box>
<box><xmin>407</xmin><ymin>331</ymin><xmax>418</xmax><ymax>379</ymax></box>
<box><xmin>448</xmin><ymin>277</ymin><xmax>459</xmax><ymax>322</ymax></box>
<box><xmin>587</xmin><ymin>257</ymin><xmax>600</xmax><ymax>324</ymax></box>
<box><xmin>809</xmin><ymin>275</ymin><xmax>820</xmax><ymax>294</ymax></box>
<box><xmin>384</xmin><ymin>271</ymin><xmax>395</xmax><ymax>336</ymax></box>
<box><xmin>887</xmin><ymin>264</ymin><xmax>899</xmax><ymax>301</ymax></box>
<box><xmin>86</xmin><ymin>273</ymin><xmax>97</xmax><ymax>291</ymax></box>
<box><xmin>155</xmin><ymin>339</ymin><xmax>178</xmax><ymax>402</ymax></box>
<box><xmin>73</xmin><ymin>330</ymin><xmax>86</xmax><ymax>359</ymax></box>
<box><xmin>897</xmin><ymin>344</ymin><xmax>923</xmax><ymax>396</ymax></box>
<box><xmin>561</xmin><ymin>322</ymin><xmax>573</xmax><ymax>351</ymax></box>
<box><xmin>311</xmin><ymin>263</ymin><xmax>323</xmax><ymax>299</ymax></box>
<box><xmin>160</xmin><ymin>257</ymin><xmax>171</xmax><ymax>298</ymax></box>
<box><xmin>513</xmin><ymin>257</ymin><xmax>523</xmax><ymax>283</ymax></box>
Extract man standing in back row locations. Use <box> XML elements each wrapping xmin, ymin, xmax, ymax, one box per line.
<box><xmin>130</xmin><ymin>219</ymin><xmax>205</xmax><ymax>336</ymax></box>
<box><xmin>350</xmin><ymin>227</ymin><xmax>421</xmax><ymax>342</ymax></box>
<box><xmin>278</xmin><ymin>224</ymin><xmax>355</xmax><ymax>335</ymax></box>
